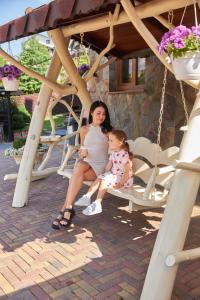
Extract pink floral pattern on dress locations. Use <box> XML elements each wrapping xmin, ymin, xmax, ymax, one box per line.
<box><xmin>99</xmin><ymin>150</ymin><xmax>133</xmax><ymax>189</ymax></box>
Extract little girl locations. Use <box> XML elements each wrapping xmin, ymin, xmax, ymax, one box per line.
<box><xmin>75</xmin><ymin>129</ymin><xmax>133</xmax><ymax>215</ymax></box>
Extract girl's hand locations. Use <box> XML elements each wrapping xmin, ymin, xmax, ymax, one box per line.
<box><xmin>114</xmin><ymin>182</ymin><xmax>124</xmax><ymax>189</ymax></box>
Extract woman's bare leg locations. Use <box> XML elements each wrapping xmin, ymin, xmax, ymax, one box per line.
<box><xmin>62</xmin><ymin>161</ymin><xmax>96</xmax><ymax>210</ymax></box>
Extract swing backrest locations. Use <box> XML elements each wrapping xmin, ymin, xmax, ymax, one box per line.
<box><xmin>128</xmin><ymin>137</ymin><xmax>179</xmax><ymax>187</ymax></box>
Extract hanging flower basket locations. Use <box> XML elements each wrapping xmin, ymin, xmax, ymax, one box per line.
<box><xmin>0</xmin><ymin>64</ymin><xmax>22</xmax><ymax>91</ymax></box>
<box><xmin>172</xmin><ymin>51</ymin><xmax>200</xmax><ymax>80</ymax></box>
<box><xmin>2</xmin><ymin>77</ymin><xmax>19</xmax><ymax>91</ymax></box>
<box><xmin>158</xmin><ymin>25</ymin><xmax>200</xmax><ymax>80</ymax></box>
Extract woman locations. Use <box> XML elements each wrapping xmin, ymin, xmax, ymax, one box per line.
<box><xmin>52</xmin><ymin>101</ymin><xmax>112</xmax><ymax>229</ymax></box>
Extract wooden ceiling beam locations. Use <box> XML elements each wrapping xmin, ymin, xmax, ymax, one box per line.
<box><xmin>62</xmin><ymin>0</ymin><xmax>194</xmax><ymax>37</ymax></box>
<box><xmin>120</xmin><ymin>0</ymin><xmax>199</xmax><ymax>89</ymax></box>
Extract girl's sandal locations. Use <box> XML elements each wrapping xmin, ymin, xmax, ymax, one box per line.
<box><xmin>52</xmin><ymin>211</ymin><xmax>64</xmax><ymax>230</ymax></box>
<box><xmin>60</xmin><ymin>208</ymin><xmax>75</xmax><ymax>227</ymax></box>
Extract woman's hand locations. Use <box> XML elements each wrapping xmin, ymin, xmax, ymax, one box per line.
<box><xmin>79</xmin><ymin>147</ymin><xmax>88</xmax><ymax>158</ymax></box>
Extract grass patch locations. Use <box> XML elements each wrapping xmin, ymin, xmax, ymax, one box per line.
<box><xmin>43</xmin><ymin>114</ymin><xmax>66</xmax><ymax>131</ymax></box>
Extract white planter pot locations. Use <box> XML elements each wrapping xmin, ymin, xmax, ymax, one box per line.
<box><xmin>2</xmin><ymin>77</ymin><xmax>19</xmax><ymax>91</ymax></box>
<box><xmin>172</xmin><ymin>52</ymin><xmax>200</xmax><ymax>80</ymax></box>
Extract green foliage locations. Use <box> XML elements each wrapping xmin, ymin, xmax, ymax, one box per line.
<box><xmin>12</xmin><ymin>113</ymin><xmax>25</xmax><ymax>130</ymax></box>
<box><xmin>18</xmin><ymin>37</ymin><xmax>50</xmax><ymax>93</ymax></box>
<box><xmin>0</xmin><ymin>56</ymin><xmax>6</xmax><ymax>67</ymax></box>
<box><xmin>10</xmin><ymin>100</ymin><xmax>31</xmax><ymax>130</ymax></box>
<box><xmin>13</xmin><ymin>138</ymin><xmax>26</xmax><ymax>149</ymax></box>
<box><xmin>18</xmin><ymin>104</ymin><xmax>31</xmax><ymax>123</ymax></box>
<box><xmin>167</xmin><ymin>35</ymin><xmax>200</xmax><ymax>59</ymax></box>
<box><xmin>43</xmin><ymin>114</ymin><xmax>66</xmax><ymax>131</ymax></box>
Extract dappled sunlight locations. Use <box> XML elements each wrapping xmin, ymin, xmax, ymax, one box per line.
<box><xmin>1</xmin><ymin>144</ymin><xmax>200</xmax><ymax>299</ymax></box>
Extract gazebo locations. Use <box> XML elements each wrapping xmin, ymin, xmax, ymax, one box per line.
<box><xmin>0</xmin><ymin>1</ymin><xmax>200</xmax><ymax>299</ymax></box>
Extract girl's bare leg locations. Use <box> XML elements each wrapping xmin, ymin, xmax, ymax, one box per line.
<box><xmin>85</xmin><ymin>178</ymin><xmax>101</xmax><ymax>198</ymax></box>
<box><xmin>95</xmin><ymin>180</ymin><xmax>107</xmax><ymax>203</ymax></box>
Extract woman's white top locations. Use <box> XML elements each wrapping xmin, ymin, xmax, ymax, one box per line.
<box><xmin>83</xmin><ymin>124</ymin><xmax>109</xmax><ymax>176</ymax></box>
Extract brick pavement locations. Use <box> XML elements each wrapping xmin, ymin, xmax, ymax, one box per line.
<box><xmin>0</xmin><ymin>143</ymin><xmax>200</xmax><ymax>300</ymax></box>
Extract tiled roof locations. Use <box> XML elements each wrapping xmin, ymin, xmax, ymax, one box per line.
<box><xmin>0</xmin><ymin>0</ymin><xmax>119</xmax><ymax>43</ymax></box>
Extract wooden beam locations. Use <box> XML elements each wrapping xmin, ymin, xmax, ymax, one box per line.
<box><xmin>120</xmin><ymin>0</ymin><xmax>200</xmax><ymax>90</ymax></box>
<box><xmin>12</xmin><ymin>52</ymin><xmax>62</xmax><ymax>207</ymax></box>
<box><xmin>173</xmin><ymin>160</ymin><xmax>200</xmax><ymax>173</ymax></box>
<box><xmin>62</xmin><ymin>0</ymin><xmax>194</xmax><ymax>37</ymax></box>
<box><xmin>0</xmin><ymin>47</ymin><xmax>72</xmax><ymax>95</ymax></box>
<box><xmin>49</xmin><ymin>30</ymin><xmax>92</xmax><ymax>108</ymax></box>
<box><xmin>85</xmin><ymin>5</ymin><xmax>119</xmax><ymax>82</ymax></box>
<box><xmin>96</xmin><ymin>57</ymin><xmax>117</xmax><ymax>72</ymax></box>
<box><xmin>139</xmin><ymin>93</ymin><xmax>200</xmax><ymax>298</ymax></box>
<box><xmin>166</xmin><ymin>247</ymin><xmax>200</xmax><ymax>266</ymax></box>
<box><xmin>123</xmin><ymin>48</ymin><xmax>152</xmax><ymax>58</ymax></box>
<box><xmin>154</xmin><ymin>15</ymin><xmax>174</xmax><ymax>30</ymax></box>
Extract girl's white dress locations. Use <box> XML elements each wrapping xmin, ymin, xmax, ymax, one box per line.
<box><xmin>83</xmin><ymin>125</ymin><xmax>109</xmax><ymax>176</ymax></box>
<box><xmin>99</xmin><ymin>149</ymin><xmax>133</xmax><ymax>188</ymax></box>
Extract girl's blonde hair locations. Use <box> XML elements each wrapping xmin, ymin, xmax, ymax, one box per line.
<box><xmin>110</xmin><ymin>129</ymin><xmax>133</xmax><ymax>159</ymax></box>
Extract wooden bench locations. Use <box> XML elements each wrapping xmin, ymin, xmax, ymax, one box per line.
<box><xmin>58</xmin><ymin>137</ymin><xmax>179</xmax><ymax>211</ymax></box>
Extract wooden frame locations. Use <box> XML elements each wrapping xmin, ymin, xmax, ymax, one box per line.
<box><xmin>1</xmin><ymin>1</ymin><xmax>200</xmax><ymax>299</ymax></box>
<box><xmin>117</xmin><ymin>58</ymin><xmax>136</xmax><ymax>91</ymax></box>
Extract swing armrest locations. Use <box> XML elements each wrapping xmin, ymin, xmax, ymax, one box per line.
<box><xmin>60</xmin><ymin>130</ymin><xmax>80</xmax><ymax>142</ymax></box>
<box><xmin>158</xmin><ymin>165</ymin><xmax>175</xmax><ymax>175</ymax></box>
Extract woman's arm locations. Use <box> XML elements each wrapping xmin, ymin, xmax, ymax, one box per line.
<box><xmin>79</xmin><ymin>126</ymin><xmax>89</xmax><ymax>158</ymax></box>
<box><xmin>80</xmin><ymin>125</ymin><xmax>88</xmax><ymax>145</ymax></box>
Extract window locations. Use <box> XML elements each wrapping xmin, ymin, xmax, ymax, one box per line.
<box><xmin>117</xmin><ymin>58</ymin><xmax>145</xmax><ymax>91</ymax></box>
<box><xmin>136</xmin><ymin>58</ymin><xmax>146</xmax><ymax>85</ymax></box>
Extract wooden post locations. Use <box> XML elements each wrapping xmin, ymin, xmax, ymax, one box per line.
<box><xmin>140</xmin><ymin>92</ymin><xmax>200</xmax><ymax>300</ymax></box>
<box><xmin>166</xmin><ymin>247</ymin><xmax>200</xmax><ymax>267</ymax></box>
<box><xmin>12</xmin><ymin>52</ymin><xmax>62</xmax><ymax>207</ymax></box>
<box><xmin>49</xmin><ymin>29</ymin><xmax>92</xmax><ymax>109</ymax></box>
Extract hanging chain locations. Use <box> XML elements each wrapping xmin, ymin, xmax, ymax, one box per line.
<box><xmin>193</xmin><ymin>0</ymin><xmax>198</xmax><ymax>28</ymax></box>
<box><xmin>156</xmin><ymin>67</ymin><xmax>167</xmax><ymax>147</ymax></box>
<box><xmin>61</xmin><ymin>94</ymin><xmax>75</xmax><ymax>164</ymax></box>
<box><xmin>180</xmin><ymin>0</ymin><xmax>189</xmax><ymax>25</ymax></box>
<box><xmin>179</xmin><ymin>81</ymin><xmax>189</xmax><ymax>124</ymax></box>
<box><xmin>168</xmin><ymin>10</ymin><xmax>174</xmax><ymax>24</ymax></box>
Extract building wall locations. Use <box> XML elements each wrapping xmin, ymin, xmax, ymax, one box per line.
<box><xmin>95</xmin><ymin>55</ymin><xmax>196</xmax><ymax>149</ymax></box>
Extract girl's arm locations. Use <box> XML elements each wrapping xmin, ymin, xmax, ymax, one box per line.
<box><xmin>114</xmin><ymin>161</ymin><xmax>131</xmax><ymax>189</ymax></box>
<box><xmin>105</xmin><ymin>160</ymin><xmax>113</xmax><ymax>172</ymax></box>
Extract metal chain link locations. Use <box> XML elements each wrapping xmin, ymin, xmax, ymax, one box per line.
<box><xmin>179</xmin><ymin>81</ymin><xmax>189</xmax><ymax>124</ymax></box>
<box><xmin>156</xmin><ymin>67</ymin><xmax>167</xmax><ymax>147</ymax></box>
<box><xmin>61</xmin><ymin>94</ymin><xmax>75</xmax><ymax>164</ymax></box>
<box><xmin>168</xmin><ymin>9</ymin><xmax>174</xmax><ymax>24</ymax></box>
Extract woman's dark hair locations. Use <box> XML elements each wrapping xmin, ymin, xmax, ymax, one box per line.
<box><xmin>110</xmin><ymin>129</ymin><xmax>133</xmax><ymax>159</ymax></box>
<box><xmin>88</xmin><ymin>100</ymin><xmax>112</xmax><ymax>133</ymax></box>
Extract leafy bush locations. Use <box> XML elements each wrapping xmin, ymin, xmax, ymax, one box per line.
<box><xmin>12</xmin><ymin>113</ymin><xmax>25</xmax><ymax>130</ymax></box>
<box><xmin>10</xmin><ymin>100</ymin><xmax>31</xmax><ymax>130</ymax></box>
<box><xmin>18</xmin><ymin>104</ymin><xmax>31</xmax><ymax>124</ymax></box>
<box><xmin>13</xmin><ymin>138</ymin><xmax>26</xmax><ymax>149</ymax></box>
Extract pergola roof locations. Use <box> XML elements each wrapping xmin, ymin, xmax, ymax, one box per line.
<box><xmin>0</xmin><ymin>0</ymin><xmax>198</xmax><ymax>58</ymax></box>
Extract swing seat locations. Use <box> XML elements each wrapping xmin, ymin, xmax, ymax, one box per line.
<box><xmin>58</xmin><ymin>137</ymin><xmax>179</xmax><ymax>210</ymax></box>
<box><xmin>40</xmin><ymin>135</ymin><xmax>61</xmax><ymax>143</ymax></box>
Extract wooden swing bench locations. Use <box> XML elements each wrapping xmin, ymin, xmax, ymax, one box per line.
<box><xmin>58</xmin><ymin>137</ymin><xmax>179</xmax><ymax>211</ymax></box>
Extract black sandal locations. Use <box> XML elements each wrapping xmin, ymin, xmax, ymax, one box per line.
<box><xmin>60</xmin><ymin>208</ymin><xmax>75</xmax><ymax>227</ymax></box>
<box><xmin>52</xmin><ymin>211</ymin><xmax>64</xmax><ymax>230</ymax></box>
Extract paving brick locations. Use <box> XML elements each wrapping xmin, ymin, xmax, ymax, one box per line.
<box><xmin>1</xmin><ymin>145</ymin><xmax>200</xmax><ymax>300</ymax></box>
